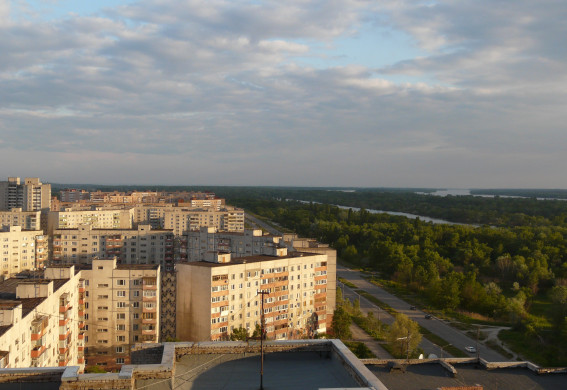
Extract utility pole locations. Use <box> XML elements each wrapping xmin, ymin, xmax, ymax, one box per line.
<box><xmin>257</xmin><ymin>290</ymin><xmax>269</xmax><ymax>390</ymax></box>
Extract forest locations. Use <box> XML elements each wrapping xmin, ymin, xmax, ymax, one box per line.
<box><xmin>228</xmin><ymin>192</ymin><xmax>567</xmax><ymax>366</ymax></box>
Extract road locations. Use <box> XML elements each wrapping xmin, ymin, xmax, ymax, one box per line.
<box><xmin>341</xmin><ymin>279</ymin><xmax>453</xmax><ymax>359</ymax></box>
<box><xmin>338</xmin><ymin>265</ymin><xmax>508</xmax><ymax>361</ymax></box>
<box><xmin>245</xmin><ymin>213</ymin><xmax>284</xmax><ymax>236</ymax></box>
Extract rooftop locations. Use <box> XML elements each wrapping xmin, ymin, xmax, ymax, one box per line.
<box><xmin>183</xmin><ymin>251</ymin><xmax>322</xmax><ymax>268</ymax></box>
<box><xmin>366</xmin><ymin>360</ymin><xmax>566</xmax><ymax>390</ymax></box>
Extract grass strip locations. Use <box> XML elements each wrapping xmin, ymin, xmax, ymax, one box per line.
<box><xmin>418</xmin><ymin>326</ymin><xmax>468</xmax><ymax>358</ymax></box>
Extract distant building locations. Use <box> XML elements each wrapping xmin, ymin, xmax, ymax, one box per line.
<box><xmin>47</xmin><ymin>207</ymin><xmax>135</xmax><ymax>233</ymax></box>
<box><xmin>0</xmin><ymin>226</ymin><xmax>48</xmax><ymax>275</ymax></box>
<box><xmin>184</xmin><ymin>227</ymin><xmax>284</xmax><ymax>261</ymax></box>
<box><xmin>51</xmin><ymin>224</ymin><xmax>175</xmax><ymax>271</ymax></box>
<box><xmin>135</xmin><ymin>205</ymin><xmax>245</xmax><ymax>235</ymax></box>
<box><xmin>0</xmin><ymin>177</ymin><xmax>51</xmax><ymax>212</ymax></box>
<box><xmin>59</xmin><ymin>189</ymin><xmax>90</xmax><ymax>203</ymax></box>
<box><xmin>0</xmin><ymin>208</ymin><xmax>41</xmax><ymax>231</ymax></box>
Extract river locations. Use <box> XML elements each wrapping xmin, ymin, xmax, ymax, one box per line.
<box><xmin>293</xmin><ymin>200</ymin><xmax>475</xmax><ymax>226</ymax></box>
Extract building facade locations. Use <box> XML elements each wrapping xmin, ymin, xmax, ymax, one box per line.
<box><xmin>176</xmin><ymin>250</ymin><xmax>329</xmax><ymax>342</ymax></box>
<box><xmin>0</xmin><ymin>209</ymin><xmax>42</xmax><ymax>231</ymax></box>
<box><xmin>0</xmin><ymin>265</ymin><xmax>84</xmax><ymax>370</ymax></box>
<box><xmin>47</xmin><ymin>207</ymin><xmax>135</xmax><ymax>233</ymax></box>
<box><xmin>0</xmin><ymin>177</ymin><xmax>51</xmax><ymax>212</ymax></box>
<box><xmin>184</xmin><ymin>227</ymin><xmax>284</xmax><ymax>261</ymax></box>
<box><xmin>0</xmin><ymin>226</ymin><xmax>48</xmax><ymax>276</ymax></box>
<box><xmin>80</xmin><ymin>258</ymin><xmax>160</xmax><ymax>371</ymax></box>
<box><xmin>51</xmin><ymin>224</ymin><xmax>175</xmax><ymax>271</ymax></box>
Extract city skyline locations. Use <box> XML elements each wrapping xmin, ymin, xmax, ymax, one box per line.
<box><xmin>1</xmin><ymin>1</ymin><xmax>566</xmax><ymax>188</ymax></box>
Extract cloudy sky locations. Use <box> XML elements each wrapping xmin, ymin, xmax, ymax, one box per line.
<box><xmin>1</xmin><ymin>0</ymin><xmax>566</xmax><ymax>188</ymax></box>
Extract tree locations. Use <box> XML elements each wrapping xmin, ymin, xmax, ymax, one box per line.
<box><xmin>331</xmin><ymin>306</ymin><xmax>352</xmax><ymax>340</ymax></box>
<box><xmin>230</xmin><ymin>326</ymin><xmax>249</xmax><ymax>341</ymax></box>
<box><xmin>387</xmin><ymin>314</ymin><xmax>422</xmax><ymax>359</ymax></box>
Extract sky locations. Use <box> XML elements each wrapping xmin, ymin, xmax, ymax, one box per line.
<box><xmin>1</xmin><ymin>0</ymin><xmax>566</xmax><ymax>188</ymax></box>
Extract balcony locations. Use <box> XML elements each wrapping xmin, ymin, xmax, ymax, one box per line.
<box><xmin>142</xmin><ymin>318</ymin><xmax>157</xmax><ymax>325</ymax></box>
<box><xmin>142</xmin><ymin>283</ymin><xmax>157</xmax><ymax>290</ymax></box>
<box><xmin>30</xmin><ymin>345</ymin><xmax>46</xmax><ymax>358</ymax></box>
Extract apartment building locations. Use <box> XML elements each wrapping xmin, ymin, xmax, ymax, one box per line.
<box><xmin>80</xmin><ymin>258</ymin><xmax>160</xmax><ymax>371</ymax></box>
<box><xmin>0</xmin><ymin>209</ymin><xmax>41</xmax><ymax>231</ymax></box>
<box><xmin>0</xmin><ymin>177</ymin><xmax>51</xmax><ymax>212</ymax></box>
<box><xmin>51</xmin><ymin>224</ymin><xmax>175</xmax><ymax>271</ymax></box>
<box><xmin>59</xmin><ymin>189</ymin><xmax>90</xmax><ymax>203</ymax></box>
<box><xmin>184</xmin><ymin>227</ymin><xmax>284</xmax><ymax>261</ymax></box>
<box><xmin>47</xmin><ymin>207</ymin><xmax>135</xmax><ymax>234</ymax></box>
<box><xmin>0</xmin><ymin>265</ymin><xmax>85</xmax><ymax>370</ymax></box>
<box><xmin>284</xmin><ymin>234</ymin><xmax>337</xmax><ymax>327</ymax></box>
<box><xmin>0</xmin><ymin>226</ymin><xmax>48</xmax><ymax>276</ymax></box>
<box><xmin>135</xmin><ymin>205</ymin><xmax>245</xmax><ymax>235</ymax></box>
<box><xmin>187</xmin><ymin>197</ymin><xmax>224</xmax><ymax>210</ymax></box>
<box><xmin>176</xmin><ymin>250</ymin><xmax>329</xmax><ymax>342</ymax></box>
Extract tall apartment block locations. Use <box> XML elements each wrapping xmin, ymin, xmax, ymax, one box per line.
<box><xmin>184</xmin><ymin>227</ymin><xmax>285</xmax><ymax>261</ymax></box>
<box><xmin>80</xmin><ymin>258</ymin><xmax>160</xmax><ymax>371</ymax></box>
<box><xmin>176</xmin><ymin>250</ymin><xmax>329</xmax><ymax>342</ymax></box>
<box><xmin>0</xmin><ymin>177</ymin><xmax>51</xmax><ymax>212</ymax></box>
<box><xmin>0</xmin><ymin>265</ymin><xmax>85</xmax><ymax>370</ymax></box>
<box><xmin>0</xmin><ymin>226</ymin><xmax>48</xmax><ymax>276</ymax></box>
<box><xmin>52</xmin><ymin>224</ymin><xmax>175</xmax><ymax>271</ymax></box>
<box><xmin>284</xmin><ymin>234</ymin><xmax>337</xmax><ymax>328</ymax></box>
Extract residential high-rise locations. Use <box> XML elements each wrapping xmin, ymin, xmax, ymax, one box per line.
<box><xmin>0</xmin><ymin>177</ymin><xmax>51</xmax><ymax>212</ymax></box>
<box><xmin>0</xmin><ymin>226</ymin><xmax>48</xmax><ymax>276</ymax></box>
<box><xmin>176</xmin><ymin>250</ymin><xmax>329</xmax><ymax>341</ymax></box>
<box><xmin>80</xmin><ymin>258</ymin><xmax>160</xmax><ymax>371</ymax></box>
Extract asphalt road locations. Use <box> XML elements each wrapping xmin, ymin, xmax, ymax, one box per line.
<box><xmin>245</xmin><ymin>213</ymin><xmax>284</xmax><ymax>236</ymax></box>
<box><xmin>338</xmin><ymin>265</ymin><xmax>508</xmax><ymax>362</ymax></box>
<box><xmin>341</xmin><ymin>280</ymin><xmax>453</xmax><ymax>359</ymax></box>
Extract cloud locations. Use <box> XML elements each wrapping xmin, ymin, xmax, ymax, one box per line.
<box><xmin>0</xmin><ymin>0</ymin><xmax>566</xmax><ymax>187</ymax></box>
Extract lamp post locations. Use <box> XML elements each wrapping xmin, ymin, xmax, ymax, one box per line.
<box><xmin>396</xmin><ymin>331</ymin><xmax>411</xmax><ymax>363</ymax></box>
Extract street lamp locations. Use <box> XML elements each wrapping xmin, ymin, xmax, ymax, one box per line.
<box><xmin>396</xmin><ymin>332</ymin><xmax>411</xmax><ymax>363</ymax></box>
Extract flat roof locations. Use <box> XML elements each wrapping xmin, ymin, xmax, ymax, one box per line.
<box><xmin>367</xmin><ymin>362</ymin><xmax>566</xmax><ymax>390</ymax></box>
<box><xmin>138</xmin><ymin>351</ymin><xmax>360</xmax><ymax>390</ymax></box>
<box><xmin>182</xmin><ymin>252</ymin><xmax>322</xmax><ymax>268</ymax></box>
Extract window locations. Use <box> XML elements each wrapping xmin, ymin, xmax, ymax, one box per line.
<box><xmin>116</xmin><ymin>358</ymin><xmax>125</xmax><ymax>364</ymax></box>
<box><xmin>133</xmin><ymin>302</ymin><xmax>140</xmax><ymax>308</ymax></box>
<box><xmin>117</xmin><ymin>313</ymin><xmax>126</xmax><ymax>320</ymax></box>
<box><xmin>117</xmin><ymin>324</ymin><xmax>126</xmax><ymax>331</ymax></box>
<box><xmin>117</xmin><ymin>291</ymin><xmax>126</xmax><ymax>297</ymax></box>
<box><xmin>117</xmin><ymin>280</ymin><xmax>126</xmax><ymax>286</ymax></box>
<box><xmin>117</xmin><ymin>302</ymin><xmax>127</xmax><ymax>308</ymax></box>
<box><xmin>117</xmin><ymin>336</ymin><xmax>126</xmax><ymax>342</ymax></box>
<box><xmin>116</xmin><ymin>346</ymin><xmax>124</xmax><ymax>353</ymax></box>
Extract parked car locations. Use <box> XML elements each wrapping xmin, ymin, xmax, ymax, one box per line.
<box><xmin>465</xmin><ymin>346</ymin><xmax>477</xmax><ymax>353</ymax></box>
<box><xmin>424</xmin><ymin>314</ymin><xmax>432</xmax><ymax>319</ymax></box>
<box><xmin>410</xmin><ymin>306</ymin><xmax>416</xmax><ymax>310</ymax></box>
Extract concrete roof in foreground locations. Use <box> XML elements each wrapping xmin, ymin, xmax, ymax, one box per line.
<box><xmin>137</xmin><ymin>351</ymin><xmax>361</xmax><ymax>390</ymax></box>
<box><xmin>367</xmin><ymin>362</ymin><xmax>566</xmax><ymax>390</ymax></box>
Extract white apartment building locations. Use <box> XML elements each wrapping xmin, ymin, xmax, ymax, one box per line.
<box><xmin>0</xmin><ymin>265</ymin><xmax>84</xmax><ymax>370</ymax></box>
<box><xmin>0</xmin><ymin>209</ymin><xmax>41</xmax><ymax>231</ymax></box>
<box><xmin>0</xmin><ymin>226</ymin><xmax>48</xmax><ymax>276</ymax></box>
<box><xmin>0</xmin><ymin>177</ymin><xmax>51</xmax><ymax>212</ymax></box>
<box><xmin>47</xmin><ymin>207</ymin><xmax>135</xmax><ymax>234</ymax></box>
<box><xmin>52</xmin><ymin>224</ymin><xmax>175</xmax><ymax>271</ymax></box>
<box><xmin>80</xmin><ymin>258</ymin><xmax>160</xmax><ymax>371</ymax></box>
<box><xmin>135</xmin><ymin>205</ymin><xmax>244</xmax><ymax>235</ymax></box>
<box><xmin>184</xmin><ymin>227</ymin><xmax>284</xmax><ymax>261</ymax></box>
<box><xmin>176</xmin><ymin>250</ymin><xmax>329</xmax><ymax>342</ymax></box>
